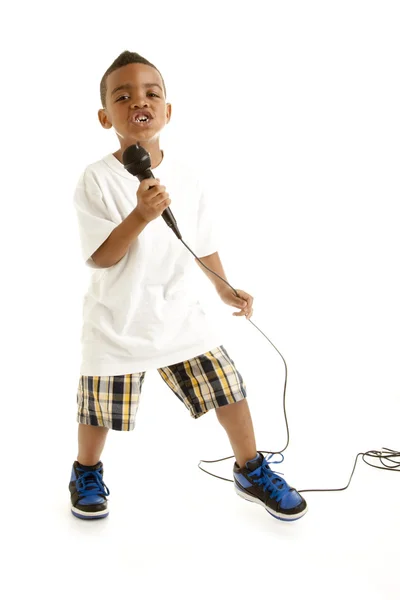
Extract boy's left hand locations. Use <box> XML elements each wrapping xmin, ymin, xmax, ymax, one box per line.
<box><xmin>218</xmin><ymin>287</ymin><xmax>254</xmax><ymax>320</ymax></box>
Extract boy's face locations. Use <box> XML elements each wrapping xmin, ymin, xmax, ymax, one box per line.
<box><xmin>98</xmin><ymin>63</ymin><xmax>171</xmax><ymax>149</ymax></box>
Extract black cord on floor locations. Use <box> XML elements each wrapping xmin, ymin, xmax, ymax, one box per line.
<box><xmin>198</xmin><ymin>448</ymin><xmax>400</xmax><ymax>492</ymax></box>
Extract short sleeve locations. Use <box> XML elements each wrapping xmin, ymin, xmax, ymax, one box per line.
<box><xmin>73</xmin><ymin>169</ymin><xmax>117</xmax><ymax>269</ymax></box>
<box><xmin>195</xmin><ymin>180</ymin><xmax>219</xmax><ymax>257</ymax></box>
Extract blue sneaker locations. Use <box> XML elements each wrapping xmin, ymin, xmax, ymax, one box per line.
<box><xmin>233</xmin><ymin>452</ymin><xmax>307</xmax><ymax>521</ymax></box>
<box><xmin>69</xmin><ymin>461</ymin><xmax>110</xmax><ymax>520</ymax></box>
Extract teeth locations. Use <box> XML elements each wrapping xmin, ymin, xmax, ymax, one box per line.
<box><xmin>136</xmin><ymin>115</ymin><xmax>149</xmax><ymax>122</ymax></box>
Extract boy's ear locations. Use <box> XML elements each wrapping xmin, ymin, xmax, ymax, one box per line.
<box><xmin>166</xmin><ymin>103</ymin><xmax>172</xmax><ymax>124</ymax></box>
<box><xmin>98</xmin><ymin>108</ymin><xmax>112</xmax><ymax>129</ymax></box>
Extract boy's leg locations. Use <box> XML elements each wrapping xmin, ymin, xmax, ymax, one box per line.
<box><xmin>215</xmin><ymin>399</ymin><xmax>307</xmax><ymax>520</ymax></box>
<box><xmin>70</xmin><ymin>424</ymin><xmax>110</xmax><ymax>520</ymax></box>
<box><xmin>77</xmin><ymin>423</ymin><xmax>109</xmax><ymax>466</ymax></box>
<box><xmin>215</xmin><ymin>399</ymin><xmax>257</xmax><ymax>468</ymax></box>
<box><xmin>160</xmin><ymin>345</ymin><xmax>307</xmax><ymax>520</ymax></box>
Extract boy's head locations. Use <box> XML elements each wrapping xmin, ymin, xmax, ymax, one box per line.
<box><xmin>98</xmin><ymin>51</ymin><xmax>171</xmax><ymax>152</ymax></box>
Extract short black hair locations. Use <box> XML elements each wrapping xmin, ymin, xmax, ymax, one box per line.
<box><xmin>100</xmin><ymin>51</ymin><xmax>166</xmax><ymax>108</ymax></box>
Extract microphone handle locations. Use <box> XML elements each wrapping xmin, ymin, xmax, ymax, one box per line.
<box><xmin>136</xmin><ymin>169</ymin><xmax>182</xmax><ymax>239</ymax></box>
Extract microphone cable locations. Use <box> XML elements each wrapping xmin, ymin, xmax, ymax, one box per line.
<box><xmin>180</xmin><ymin>240</ymin><xmax>400</xmax><ymax>494</ymax></box>
<box><xmin>122</xmin><ymin>143</ymin><xmax>399</xmax><ymax>493</ymax></box>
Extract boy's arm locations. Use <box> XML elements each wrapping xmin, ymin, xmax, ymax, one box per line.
<box><xmin>196</xmin><ymin>252</ymin><xmax>228</xmax><ymax>293</ymax></box>
<box><xmin>92</xmin><ymin>207</ymin><xmax>148</xmax><ymax>268</ymax></box>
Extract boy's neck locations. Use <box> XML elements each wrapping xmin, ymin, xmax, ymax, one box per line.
<box><xmin>113</xmin><ymin>143</ymin><xmax>164</xmax><ymax>169</ymax></box>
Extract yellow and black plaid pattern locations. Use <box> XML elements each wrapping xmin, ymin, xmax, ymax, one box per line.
<box><xmin>77</xmin><ymin>345</ymin><xmax>247</xmax><ymax>431</ymax></box>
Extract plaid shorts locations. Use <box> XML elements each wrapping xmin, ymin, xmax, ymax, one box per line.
<box><xmin>76</xmin><ymin>345</ymin><xmax>247</xmax><ymax>431</ymax></box>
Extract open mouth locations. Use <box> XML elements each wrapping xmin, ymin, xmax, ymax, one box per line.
<box><xmin>131</xmin><ymin>111</ymin><xmax>153</xmax><ymax>124</ymax></box>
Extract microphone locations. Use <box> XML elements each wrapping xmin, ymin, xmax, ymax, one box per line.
<box><xmin>122</xmin><ymin>143</ymin><xmax>182</xmax><ymax>240</ymax></box>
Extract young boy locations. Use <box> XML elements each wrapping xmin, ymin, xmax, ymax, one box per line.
<box><xmin>70</xmin><ymin>51</ymin><xmax>307</xmax><ymax>522</ymax></box>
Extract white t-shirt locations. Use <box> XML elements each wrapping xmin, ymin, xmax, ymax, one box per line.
<box><xmin>73</xmin><ymin>150</ymin><xmax>225</xmax><ymax>376</ymax></box>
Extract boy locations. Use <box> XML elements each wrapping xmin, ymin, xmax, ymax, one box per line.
<box><xmin>70</xmin><ymin>51</ymin><xmax>307</xmax><ymax>522</ymax></box>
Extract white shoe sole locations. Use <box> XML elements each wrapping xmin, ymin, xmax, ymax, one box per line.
<box><xmin>71</xmin><ymin>505</ymin><xmax>109</xmax><ymax>519</ymax></box>
<box><xmin>235</xmin><ymin>485</ymin><xmax>308</xmax><ymax>521</ymax></box>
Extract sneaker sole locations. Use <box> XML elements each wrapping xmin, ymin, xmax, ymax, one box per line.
<box><xmin>71</xmin><ymin>505</ymin><xmax>109</xmax><ymax>520</ymax></box>
<box><xmin>234</xmin><ymin>484</ymin><xmax>308</xmax><ymax>521</ymax></box>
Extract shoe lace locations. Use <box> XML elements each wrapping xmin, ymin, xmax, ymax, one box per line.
<box><xmin>248</xmin><ymin>453</ymin><xmax>290</xmax><ymax>503</ymax></box>
<box><xmin>76</xmin><ymin>469</ymin><xmax>110</xmax><ymax>498</ymax></box>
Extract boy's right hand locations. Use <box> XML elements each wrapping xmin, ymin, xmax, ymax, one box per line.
<box><xmin>135</xmin><ymin>178</ymin><xmax>171</xmax><ymax>224</ymax></box>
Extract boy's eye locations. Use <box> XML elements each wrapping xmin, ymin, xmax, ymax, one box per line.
<box><xmin>116</xmin><ymin>92</ymin><xmax>159</xmax><ymax>102</ymax></box>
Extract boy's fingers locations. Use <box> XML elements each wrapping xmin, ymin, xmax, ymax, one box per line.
<box><xmin>139</xmin><ymin>178</ymin><xmax>160</xmax><ymax>191</ymax></box>
<box><xmin>235</xmin><ymin>298</ymin><xmax>254</xmax><ymax>318</ymax></box>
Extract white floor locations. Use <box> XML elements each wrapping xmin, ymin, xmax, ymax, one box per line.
<box><xmin>4</xmin><ymin>370</ymin><xmax>399</xmax><ymax>600</ymax></box>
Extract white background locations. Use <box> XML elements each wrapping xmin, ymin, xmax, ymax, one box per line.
<box><xmin>1</xmin><ymin>1</ymin><xmax>399</xmax><ymax>598</ymax></box>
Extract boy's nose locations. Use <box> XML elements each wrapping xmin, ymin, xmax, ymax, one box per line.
<box><xmin>131</xmin><ymin>98</ymin><xmax>148</xmax><ymax>108</ymax></box>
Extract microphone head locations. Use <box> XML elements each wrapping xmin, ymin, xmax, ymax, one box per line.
<box><xmin>122</xmin><ymin>143</ymin><xmax>152</xmax><ymax>177</ymax></box>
